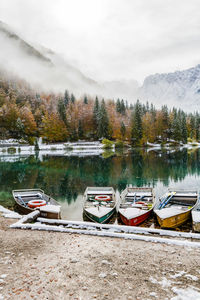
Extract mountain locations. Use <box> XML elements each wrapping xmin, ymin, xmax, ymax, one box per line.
<box><xmin>140</xmin><ymin>65</ymin><xmax>200</xmax><ymax>110</ymax></box>
<box><xmin>0</xmin><ymin>20</ymin><xmax>99</xmax><ymax>94</ymax></box>
<box><xmin>1</xmin><ymin>20</ymin><xmax>200</xmax><ymax>110</ymax></box>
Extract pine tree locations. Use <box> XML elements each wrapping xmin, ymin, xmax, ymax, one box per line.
<box><xmin>171</xmin><ymin>109</ymin><xmax>182</xmax><ymax>141</ymax></box>
<box><xmin>195</xmin><ymin>113</ymin><xmax>200</xmax><ymax>141</ymax></box>
<box><xmin>146</xmin><ymin>101</ymin><xmax>150</xmax><ymax>112</ymax></box>
<box><xmin>116</xmin><ymin>99</ymin><xmax>121</xmax><ymax>113</ymax></box>
<box><xmin>181</xmin><ymin>112</ymin><xmax>187</xmax><ymax>143</ymax></box>
<box><xmin>120</xmin><ymin>121</ymin><xmax>126</xmax><ymax>140</ymax></box>
<box><xmin>120</xmin><ymin>99</ymin><xmax>126</xmax><ymax>115</ymax></box>
<box><xmin>70</xmin><ymin>93</ymin><xmax>75</xmax><ymax>104</ymax></box>
<box><xmin>93</xmin><ymin>97</ymin><xmax>100</xmax><ymax>139</ymax></box>
<box><xmin>64</xmin><ymin>90</ymin><xmax>70</xmax><ymax>107</ymax></box>
<box><xmin>190</xmin><ymin>115</ymin><xmax>195</xmax><ymax>139</ymax></box>
<box><xmin>97</xmin><ymin>99</ymin><xmax>110</xmax><ymax>139</ymax></box>
<box><xmin>78</xmin><ymin>120</ymin><xmax>84</xmax><ymax>139</ymax></box>
<box><xmin>57</xmin><ymin>98</ymin><xmax>67</xmax><ymax>124</ymax></box>
<box><xmin>131</xmin><ymin>100</ymin><xmax>143</xmax><ymax>146</ymax></box>
<box><xmin>84</xmin><ymin>95</ymin><xmax>88</xmax><ymax>104</ymax></box>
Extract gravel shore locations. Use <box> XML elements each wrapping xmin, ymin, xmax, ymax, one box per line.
<box><xmin>0</xmin><ymin>215</ymin><xmax>200</xmax><ymax>300</ymax></box>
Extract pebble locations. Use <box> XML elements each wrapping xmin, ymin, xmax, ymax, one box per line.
<box><xmin>99</xmin><ymin>273</ymin><xmax>107</xmax><ymax>278</ymax></box>
<box><xmin>150</xmin><ymin>292</ymin><xmax>157</xmax><ymax>297</ymax></box>
<box><xmin>111</xmin><ymin>272</ymin><xmax>118</xmax><ymax>277</ymax></box>
<box><xmin>101</xmin><ymin>260</ymin><xmax>111</xmax><ymax>265</ymax></box>
<box><xmin>0</xmin><ymin>275</ymin><xmax>7</xmax><ymax>279</ymax></box>
<box><xmin>70</xmin><ymin>259</ymin><xmax>79</xmax><ymax>263</ymax></box>
<box><xmin>82</xmin><ymin>286</ymin><xmax>87</xmax><ymax>290</ymax></box>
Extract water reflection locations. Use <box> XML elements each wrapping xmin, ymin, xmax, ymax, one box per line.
<box><xmin>0</xmin><ymin>148</ymin><xmax>200</xmax><ymax>221</ymax></box>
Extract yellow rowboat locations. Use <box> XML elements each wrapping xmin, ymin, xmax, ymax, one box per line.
<box><xmin>154</xmin><ymin>189</ymin><xmax>198</xmax><ymax>229</ymax></box>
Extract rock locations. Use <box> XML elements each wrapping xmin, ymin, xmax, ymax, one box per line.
<box><xmin>101</xmin><ymin>260</ymin><xmax>111</xmax><ymax>265</ymax></box>
<box><xmin>70</xmin><ymin>259</ymin><xmax>79</xmax><ymax>263</ymax></box>
<box><xmin>111</xmin><ymin>272</ymin><xmax>118</xmax><ymax>277</ymax></box>
<box><xmin>82</xmin><ymin>286</ymin><xmax>87</xmax><ymax>290</ymax></box>
<box><xmin>99</xmin><ymin>273</ymin><xmax>107</xmax><ymax>278</ymax></box>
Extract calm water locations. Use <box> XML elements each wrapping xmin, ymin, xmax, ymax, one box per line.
<box><xmin>0</xmin><ymin>148</ymin><xmax>200</xmax><ymax>225</ymax></box>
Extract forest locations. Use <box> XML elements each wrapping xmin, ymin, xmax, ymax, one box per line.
<box><xmin>0</xmin><ymin>71</ymin><xmax>200</xmax><ymax>146</ymax></box>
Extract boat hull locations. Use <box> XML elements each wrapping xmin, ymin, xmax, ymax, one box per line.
<box><xmin>193</xmin><ymin>222</ymin><xmax>200</xmax><ymax>232</ymax></box>
<box><xmin>156</xmin><ymin>210</ymin><xmax>191</xmax><ymax>228</ymax></box>
<box><xmin>13</xmin><ymin>189</ymin><xmax>61</xmax><ymax>219</ymax></box>
<box><xmin>84</xmin><ymin>208</ymin><xmax>116</xmax><ymax>224</ymax></box>
<box><xmin>119</xmin><ymin>209</ymin><xmax>152</xmax><ymax>226</ymax></box>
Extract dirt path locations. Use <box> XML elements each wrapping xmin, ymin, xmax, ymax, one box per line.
<box><xmin>0</xmin><ymin>215</ymin><xmax>200</xmax><ymax>300</ymax></box>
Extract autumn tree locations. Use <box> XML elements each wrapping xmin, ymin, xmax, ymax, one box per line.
<box><xmin>41</xmin><ymin>112</ymin><xmax>68</xmax><ymax>142</ymax></box>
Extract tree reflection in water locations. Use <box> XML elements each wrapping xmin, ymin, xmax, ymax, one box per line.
<box><xmin>0</xmin><ymin>148</ymin><xmax>200</xmax><ymax>212</ymax></box>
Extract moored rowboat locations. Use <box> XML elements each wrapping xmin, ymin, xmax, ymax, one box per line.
<box><xmin>154</xmin><ymin>189</ymin><xmax>198</xmax><ymax>228</ymax></box>
<box><xmin>13</xmin><ymin>189</ymin><xmax>61</xmax><ymax>219</ymax></box>
<box><xmin>118</xmin><ymin>187</ymin><xmax>155</xmax><ymax>226</ymax></box>
<box><xmin>83</xmin><ymin>187</ymin><xmax>116</xmax><ymax>223</ymax></box>
<box><xmin>191</xmin><ymin>197</ymin><xmax>200</xmax><ymax>232</ymax></box>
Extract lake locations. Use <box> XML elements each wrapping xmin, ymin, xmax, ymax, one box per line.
<box><xmin>0</xmin><ymin>148</ymin><xmax>200</xmax><ymax>226</ymax></box>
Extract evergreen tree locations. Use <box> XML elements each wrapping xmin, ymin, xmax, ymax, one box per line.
<box><xmin>57</xmin><ymin>98</ymin><xmax>67</xmax><ymax>124</ymax></box>
<box><xmin>146</xmin><ymin>101</ymin><xmax>150</xmax><ymax>112</ymax></box>
<box><xmin>83</xmin><ymin>95</ymin><xmax>88</xmax><ymax>104</ymax></box>
<box><xmin>190</xmin><ymin>114</ymin><xmax>196</xmax><ymax>139</ymax></box>
<box><xmin>131</xmin><ymin>100</ymin><xmax>143</xmax><ymax>146</ymax></box>
<box><xmin>120</xmin><ymin>121</ymin><xmax>126</xmax><ymax>140</ymax></box>
<box><xmin>64</xmin><ymin>90</ymin><xmax>70</xmax><ymax>107</ymax></box>
<box><xmin>120</xmin><ymin>99</ymin><xmax>126</xmax><ymax>115</ymax></box>
<box><xmin>150</xmin><ymin>103</ymin><xmax>156</xmax><ymax>121</ymax></box>
<box><xmin>195</xmin><ymin>113</ymin><xmax>200</xmax><ymax>141</ymax></box>
<box><xmin>161</xmin><ymin>105</ymin><xmax>169</xmax><ymax>140</ymax></box>
<box><xmin>116</xmin><ymin>98</ymin><xmax>121</xmax><ymax>113</ymax></box>
<box><xmin>70</xmin><ymin>93</ymin><xmax>75</xmax><ymax>104</ymax></box>
<box><xmin>181</xmin><ymin>112</ymin><xmax>187</xmax><ymax>143</ymax></box>
<box><xmin>93</xmin><ymin>97</ymin><xmax>99</xmax><ymax>138</ymax></box>
<box><xmin>171</xmin><ymin>109</ymin><xmax>182</xmax><ymax>141</ymax></box>
<box><xmin>78</xmin><ymin>120</ymin><xmax>84</xmax><ymax>139</ymax></box>
<box><xmin>97</xmin><ymin>99</ymin><xmax>110</xmax><ymax>139</ymax></box>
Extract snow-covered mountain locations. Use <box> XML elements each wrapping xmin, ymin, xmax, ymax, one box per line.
<box><xmin>1</xmin><ymin>20</ymin><xmax>200</xmax><ymax>110</ymax></box>
<box><xmin>140</xmin><ymin>65</ymin><xmax>200</xmax><ymax>110</ymax></box>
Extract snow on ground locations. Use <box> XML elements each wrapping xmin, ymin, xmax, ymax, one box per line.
<box><xmin>171</xmin><ymin>287</ymin><xmax>200</xmax><ymax>300</ymax></box>
<box><xmin>0</xmin><ymin>212</ymin><xmax>200</xmax><ymax>299</ymax></box>
<box><xmin>0</xmin><ymin>206</ymin><xmax>21</xmax><ymax>219</ymax></box>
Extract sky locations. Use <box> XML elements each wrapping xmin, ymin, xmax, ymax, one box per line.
<box><xmin>0</xmin><ymin>0</ymin><xmax>200</xmax><ymax>84</ymax></box>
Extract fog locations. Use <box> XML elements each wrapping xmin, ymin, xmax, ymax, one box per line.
<box><xmin>0</xmin><ymin>0</ymin><xmax>200</xmax><ymax>83</ymax></box>
<box><xmin>0</xmin><ymin>0</ymin><xmax>200</xmax><ymax>108</ymax></box>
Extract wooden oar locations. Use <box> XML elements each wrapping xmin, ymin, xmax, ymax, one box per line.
<box><xmin>161</xmin><ymin>192</ymin><xmax>176</xmax><ymax>209</ymax></box>
<box><xmin>17</xmin><ymin>196</ymin><xmax>26</xmax><ymax>207</ymax></box>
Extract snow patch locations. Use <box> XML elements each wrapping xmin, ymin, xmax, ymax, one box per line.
<box><xmin>0</xmin><ymin>205</ymin><xmax>21</xmax><ymax>219</ymax></box>
<box><xmin>171</xmin><ymin>287</ymin><xmax>200</xmax><ymax>300</ymax></box>
<box><xmin>170</xmin><ymin>271</ymin><xmax>186</xmax><ymax>279</ymax></box>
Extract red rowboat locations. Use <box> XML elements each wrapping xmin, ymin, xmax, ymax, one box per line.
<box><xmin>118</xmin><ymin>187</ymin><xmax>155</xmax><ymax>226</ymax></box>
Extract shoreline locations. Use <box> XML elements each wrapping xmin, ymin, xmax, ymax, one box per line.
<box><xmin>0</xmin><ymin>140</ymin><xmax>199</xmax><ymax>160</ymax></box>
<box><xmin>0</xmin><ymin>213</ymin><xmax>200</xmax><ymax>299</ymax></box>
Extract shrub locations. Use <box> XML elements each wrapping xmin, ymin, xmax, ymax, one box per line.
<box><xmin>7</xmin><ymin>147</ymin><xmax>16</xmax><ymax>154</ymax></box>
<box><xmin>115</xmin><ymin>140</ymin><xmax>124</xmax><ymax>148</ymax></box>
<box><xmin>102</xmin><ymin>139</ymin><xmax>113</xmax><ymax>149</ymax></box>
